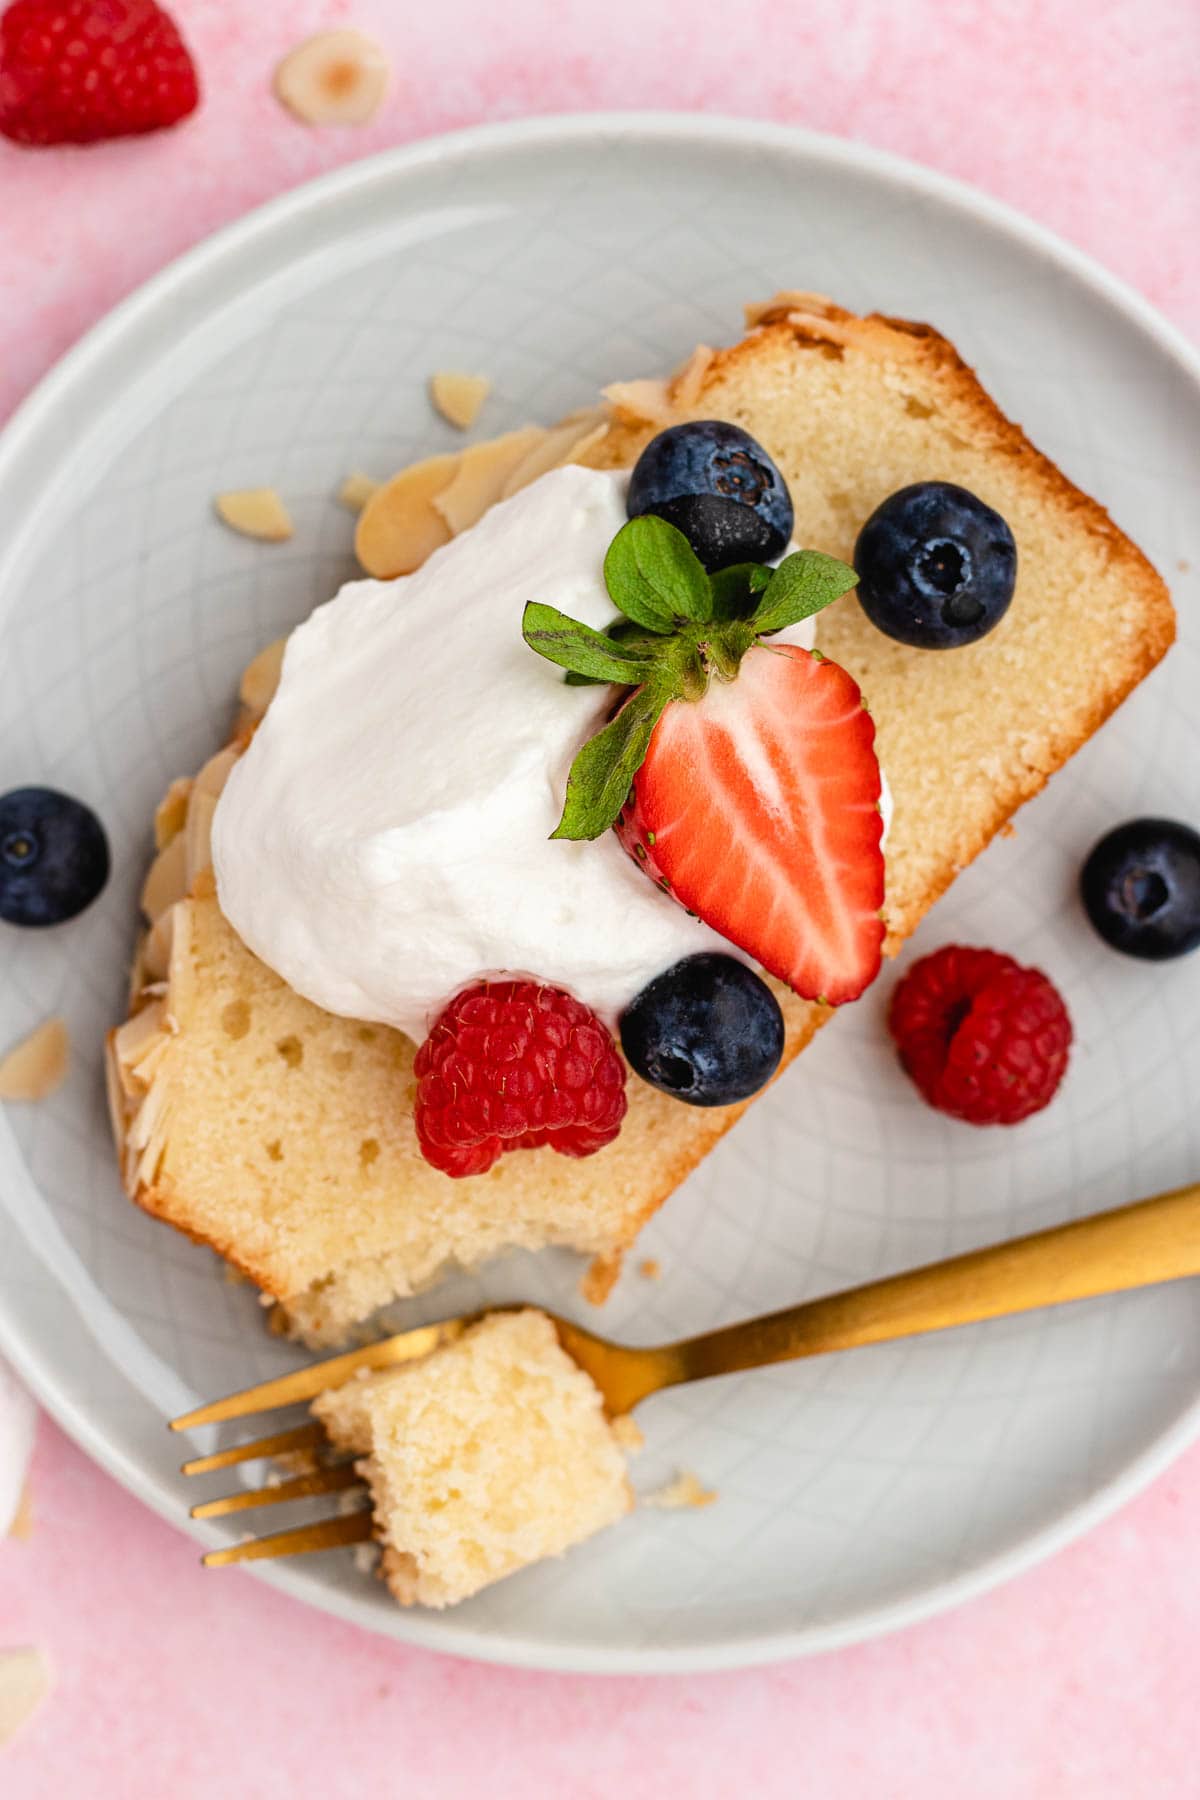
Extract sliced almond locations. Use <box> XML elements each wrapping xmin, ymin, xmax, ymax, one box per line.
<box><xmin>134</xmin><ymin>1102</ymin><xmax>172</xmax><ymax>1192</ymax></box>
<box><xmin>355</xmin><ymin>452</ymin><xmax>459</xmax><ymax>578</ymax></box>
<box><xmin>127</xmin><ymin>933</ymin><xmax>149</xmax><ymax>1006</ymax></box>
<box><xmin>557</xmin><ymin>419</ymin><xmax>611</xmax><ymax>471</ymax></box>
<box><xmin>8</xmin><ymin>1481</ymin><xmax>33</xmax><ymax>1541</ymax></box>
<box><xmin>274</xmin><ymin>29</ymin><xmax>390</xmax><ymax>128</ymax></box>
<box><xmin>0</xmin><ymin>1019</ymin><xmax>69</xmax><ymax>1102</ymax></box>
<box><xmin>154</xmin><ymin>776</ymin><xmax>192</xmax><ymax>850</ymax></box>
<box><xmin>429</xmin><ymin>371</ymin><xmax>491</xmax><ymax>431</ymax></box>
<box><xmin>142</xmin><ymin>904</ymin><xmax>177</xmax><ymax>984</ymax></box>
<box><xmin>140</xmin><ymin>831</ymin><xmax>187</xmax><ymax>924</ymax></box>
<box><xmin>103</xmin><ymin>1032</ymin><xmax>130</xmax><ymax>1155</ymax></box>
<box><xmin>669</xmin><ymin>344</ymin><xmax>715</xmax><ymax>410</ymax></box>
<box><xmin>337</xmin><ymin>471</ymin><xmax>380</xmax><ymax>514</ymax></box>
<box><xmin>214</xmin><ymin>489</ymin><xmax>294</xmax><ymax>543</ymax></box>
<box><xmin>643</xmin><ymin>1469</ymin><xmax>717</xmax><ymax>1511</ymax></box>
<box><xmin>113</xmin><ymin>1000</ymin><xmax>168</xmax><ymax>1087</ymax></box>
<box><xmin>602</xmin><ymin>377</ymin><xmax>676</xmax><ymax>428</ymax></box>
<box><xmin>744</xmin><ymin>289</ymin><xmax>840</xmax><ymax>328</ymax></box>
<box><xmin>194</xmin><ymin>745</ymin><xmax>239</xmax><ymax>801</ymax></box>
<box><xmin>432</xmin><ymin>428</ymin><xmax>545</xmax><ymax>534</ymax></box>
<box><xmin>0</xmin><ymin>1647</ymin><xmax>51</xmax><ymax>1747</ymax></box>
<box><xmin>499</xmin><ymin>417</ymin><xmax>605</xmax><ymax>499</ymax></box>
<box><xmin>126</xmin><ymin>1070</ymin><xmax>170</xmax><ymax>1160</ymax></box>
<box><xmin>185</xmin><ymin>790</ymin><xmax>217</xmax><ymax>888</ymax></box>
<box><xmin>239</xmin><ymin>637</ymin><xmax>287</xmax><ymax>719</ymax></box>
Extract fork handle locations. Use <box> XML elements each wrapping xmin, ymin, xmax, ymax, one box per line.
<box><xmin>670</xmin><ymin>1182</ymin><xmax>1200</xmax><ymax>1388</ymax></box>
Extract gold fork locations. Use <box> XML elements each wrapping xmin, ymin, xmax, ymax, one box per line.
<box><xmin>173</xmin><ymin>1179</ymin><xmax>1200</xmax><ymax>1567</ymax></box>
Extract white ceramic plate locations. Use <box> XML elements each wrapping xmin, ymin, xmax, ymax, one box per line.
<box><xmin>1</xmin><ymin>115</ymin><xmax>1198</xmax><ymax>1674</ymax></box>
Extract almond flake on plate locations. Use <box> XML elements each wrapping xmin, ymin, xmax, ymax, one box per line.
<box><xmin>274</xmin><ymin>29</ymin><xmax>390</xmax><ymax>128</ymax></box>
<box><xmin>8</xmin><ymin>1481</ymin><xmax>33</xmax><ymax>1541</ymax></box>
<box><xmin>214</xmin><ymin>488</ymin><xmax>294</xmax><ymax>543</ymax></box>
<box><xmin>0</xmin><ymin>1019</ymin><xmax>69</xmax><ymax>1102</ymax></box>
<box><xmin>430</xmin><ymin>371</ymin><xmax>491</xmax><ymax>431</ymax></box>
<box><xmin>0</xmin><ymin>1648</ymin><xmax>50</xmax><ymax>1747</ymax></box>
<box><xmin>337</xmin><ymin>472</ymin><xmax>380</xmax><ymax>514</ymax></box>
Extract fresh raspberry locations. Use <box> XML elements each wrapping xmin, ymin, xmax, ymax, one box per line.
<box><xmin>888</xmin><ymin>944</ymin><xmax>1072</xmax><ymax>1126</ymax></box>
<box><xmin>0</xmin><ymin>0</ymin><xmax>199</xmax><ymax>147</ymax></box>
<box><xmin>414</xmin><ymin>980</ymin><xmax>628</xmax><ymax>1179</ymax></box>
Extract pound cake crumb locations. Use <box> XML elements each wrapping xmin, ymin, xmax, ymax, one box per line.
<box><xmin>313</xmin><ymin>1310</ymin><xmax>632</xmax><ymax>1607</ymax></box>
<box><xmin>644</xmin><ymin>1470</ymin><xmax>717</xmax><ymax>1510</ymax></box>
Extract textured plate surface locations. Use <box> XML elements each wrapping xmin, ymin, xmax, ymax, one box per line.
<box><xmin>0</xmin><ymin>115</ymin><xmax>1198</xmax><ymax>1673</ymax></box>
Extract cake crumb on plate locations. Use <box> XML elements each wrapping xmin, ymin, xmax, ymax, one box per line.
<box><xmin>643</xmin><ymin>1470</ymin><xmax>717</xmax><ymax>1511</ymax></box>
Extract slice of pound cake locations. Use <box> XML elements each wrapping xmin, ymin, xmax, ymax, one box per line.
<box><xmin>107</xmin><ymin>295</ymin><xmax>1174</xmax><ymax>1344</ymax></box>
<box><xmin>312</xmin><ymin>1309</ymin><xmax>633</xmax><ymax>1607</ymax></box>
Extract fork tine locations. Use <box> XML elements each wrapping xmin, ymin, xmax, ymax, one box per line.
<box><xmin>181</xmin><ymin>1422</ymin><xmax>325</xmax><ymax>1476</ymax></box>
<box><xmin>190</xmin><ymin>1462</ymin><xmax>363</xmax><ymax>1519</ymax></box>
<box><xmin>170</xmin><ymin>1319</ymin><xmax>469</xmax><ymax>1431</ymax></box>
<box><xmin>202</xmin><ymin>1510</ymin><xmax>374</xmax><ymax>1567</ymax></box>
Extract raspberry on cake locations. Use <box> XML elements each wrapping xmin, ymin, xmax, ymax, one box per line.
<box><xmin>414</xmin><ymin>980</ymin><xmax>628</xmax><ymax>1177</ymax></box>
<box><xmin>312</xmin><ymin>1309</ymin><xmax>633</xmax><ymax>1608</ymax></box>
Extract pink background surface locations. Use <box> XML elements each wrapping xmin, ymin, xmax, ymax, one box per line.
<box><xmin>3</xmin><ymin>0</ymin><xmax>1200</xmax><ymax>1792</ymax></box>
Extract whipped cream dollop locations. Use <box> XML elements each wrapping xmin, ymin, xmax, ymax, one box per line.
<box><xmin>214</xmin><ymin>467</ymin><xmax>883</xmax><ymax>1042</ymax></box>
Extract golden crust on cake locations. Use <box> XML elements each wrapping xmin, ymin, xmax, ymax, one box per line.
<box><xmin>108</xmin><ymin>297</ymin><xmax>1174</xmax><ymax>1345</ymax></box>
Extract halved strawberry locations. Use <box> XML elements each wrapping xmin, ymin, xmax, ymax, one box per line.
<box><xmin>614</xmin><ymin>644</ymin><xmax>884</xmax><ymax>1004</ymax></box>
<box><xmin>522</xmin><ymin>511</ymin><xmax>885</xmax><ymax>1005</ymax></box>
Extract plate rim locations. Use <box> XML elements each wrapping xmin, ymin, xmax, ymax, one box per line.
<box><xmin>1</xmin><ymin>108</ymin><xmax>1198</xmax><ymax>1675</ymax></box>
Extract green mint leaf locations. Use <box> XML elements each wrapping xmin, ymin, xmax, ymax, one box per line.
<box><xmin>604</xmin><ymin>515</ymin><xmax>713</xmax><ymax>629</ymax></box>
<box><xmin>523</xmin><ymin>602</ymin><xmax>665</xmax><ymax>685</ymax></box>
<box><xmin>551</xmin><ymin>681</ymin><xmax>673</xmax><ymax>841</ymax></box>
<box><xmin>751</xmin><ymin>550</ymin><xmax>858</xmax><ymax>637</ymax></box>
<box><xmin>709</xmin><ymin>561</ymin><xmax>773</xmax><ymax>622</ymax></box>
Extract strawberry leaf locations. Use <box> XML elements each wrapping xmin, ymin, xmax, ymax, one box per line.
<box><xmin>551</xmin><ymin>681</ymin><xmax>673</xmax><ymax>841</ymax></box>
<box><xmin>709</xmin><ymin>560</ymin><xmax>772</xmax><ymax>622</ymax></box>
<box><xmin>523</xmin><ymin>603</ymin><xmax>666</xmax><ymax>684</ymax></box>
<box><xmin>561</xmin><ymin>618</ymin><xmax>670</xmax><ymax>686</ymax></box>
<box><xmin>604</xmin><ymin>515</ymin><xmax>713</xmax><ymax>629</ymax></box>
<box><xmin>751</xmin><ymin>550</ymin><xmax>858</xmax><ymax>636</ymax></box>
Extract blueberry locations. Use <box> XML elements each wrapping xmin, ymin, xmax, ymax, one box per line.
<box><xmin>620</xmin><ymin>953</ymin><xmax>784</xmax><ymax>1106</ymax></box>
<box><xmin>854</xmin><ymin>481</ymin><xmax>1017</xmax><ymax>649</ymax></box>
<box><xmin>627</xmin><ymin>421</ymin><xmax>794</xmax><ymax>572</ymax></box>
<box><xmin>1080</xmin><ymin>818</ymin><xmax>1200</xmax><ymax>961</ymax></box>
<box><xmin>0</xmin><ymin>787</ymin><xmax>110</xmax><ymax>928</ymax></box>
